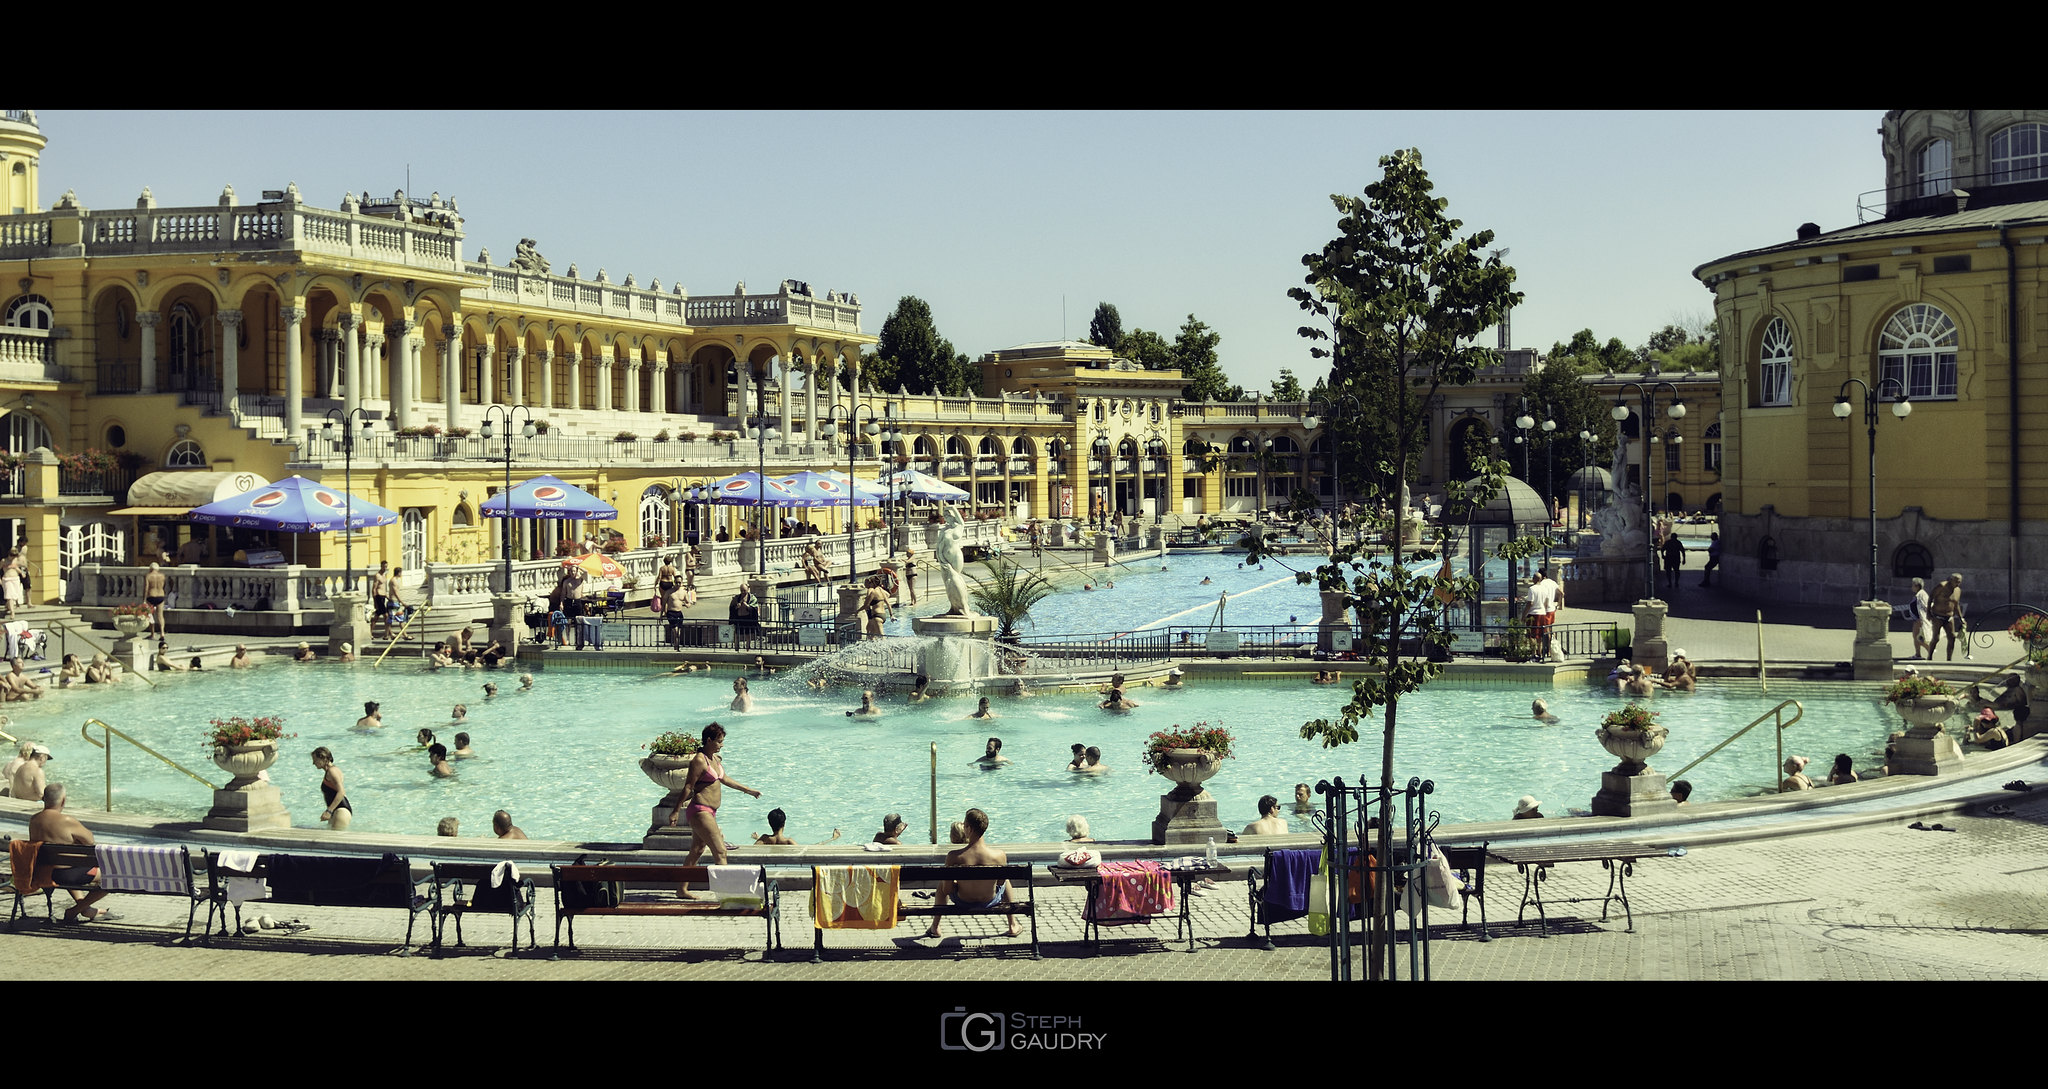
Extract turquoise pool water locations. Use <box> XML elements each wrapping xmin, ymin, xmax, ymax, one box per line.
<box><xmin>3</xmin><ymin>660</ymin><xmax>1907</xmax><ymax>844</ymax></box>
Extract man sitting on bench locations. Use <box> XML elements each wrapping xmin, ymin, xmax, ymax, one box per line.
<box><xmin>927</xmin><ymin>807</ymin><xmax>1021</xmax><ymax>939</ymax></box>
<box><xmin>28</xmin><ymin>784</ymin><xmax>112</xmax><ymax>923</ymax></box>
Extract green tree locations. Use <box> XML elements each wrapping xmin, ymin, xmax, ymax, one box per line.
<box><xmin>969</xmin><ymin>559</ymin><xmax>1056</xmax><ymax>641</ymax></box>
<box><xmin>1518</xmin><ymin>349</ymin><xmax>1618</xmax><ymax>499</ymax></box>
<box><xmin>1549</xmin><ymin>327</ymin><xmax>1638</xmax><ymax>373</ymax></box>
<box><xmin>1117</xmin><ymin>327</ymin><xmax>1173</xmax><ymax>370</ymax></box>
<box><xmin>1645</xmin><ymin>323</ymin><xmax>1690</xmax><ymax>354</ymax></box>
<box><xmin>1269</xmin><ymin>368</ymin><xmax>1307</xmax><ymax>401</ymax></box>
<box><xmin>872</xmin><ymin>296</ymin><xmax>962</xmax><ymax>395</ymax></box>
<box><xmin>1173</xmin><ymin>314</ymin><xmax>1231</xmax><ymax>401</ymax></box>
<box><xmin>841</xmin><ymin>348</ymin><xmax>896</xmax><ymax>394</ymax></box>
<box><xmin>1276</xmin><ymin>148</ymin><xmax>1521</xmax><ymax>978</ymax></box>
<box><xmin>1088</xmin><ymin>302</ymin><xmax>1124</xmax><ymax>349</ymax></box>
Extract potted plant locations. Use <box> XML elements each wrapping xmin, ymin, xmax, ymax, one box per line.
<box><xmin>615</xmin><ymin>431</ymin><xmax>639</xmax><ymax>443</ymax></box>
<box><xmin>654</xmin><ymin>429</ymin><xmax>671</xmax><ymax>443</ymax></box>
<box><xmin>59</xmin><ymin>447</ymin><xmax>119</xmax><ymax>480</ymax></box>
<box><xmin>1143</xmin><ymin>721</ymin><xmax>1234</xmax><ymax>790</ymax></box>
<box><xmin>206</xmin><ymin>715</ymin><xmax>291</xmax><ymax>788</ymax></box>
<box><xmin>678</xmin><ymin>432</ymin><xmax>702</xmax><ymax>443</ymax></box>
<box><xmin>533</xmin><ymin>420</ymin><xmax>552</xmax><ymax>435</ymax></box>
<box><xmin>445</xmin><ymin>426</ymin><xmax>474</xmax><ymax>439</ymax></box>
<box><xmin>2007</xmin><ymin>612</ymin><xmax>2048</xmax><ymax>651</ymax></box>
<box><xmin>1595</xmin><ymin>702</ymin><xmax>1668</xmax><ymax>773</ymax></box>
<box><xmin>1886</xmin><ymin>672</ymin><xmax>1960</xmax><ymax>728</ymax></box>
<box><xmin>110</xmin><ymin>602</ymin><xmax>153</xmax><ymax>637</ymax></box>
<box><xmin>640</xmin><ymin>730</ymin><xmax>701</xmax><ymax>792</ymax></box>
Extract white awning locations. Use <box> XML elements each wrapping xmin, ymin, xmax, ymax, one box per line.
<box><xmin>110</xmin><ymin>470</ymin><xmax>271</xmax><ymax>516</ymax></box>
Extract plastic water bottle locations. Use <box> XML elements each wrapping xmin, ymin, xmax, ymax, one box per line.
<box><xmin>1205</xmin><ymin>837</ymin><xmax>1217</xmax><ymax>866</ymax></box>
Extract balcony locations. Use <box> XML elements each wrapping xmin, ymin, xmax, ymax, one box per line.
<box><xmin>0</xmin><ymin>327</ymin><xmax>70</xmax><ymax>384</ymax></box>
<box><xmin>1861</xmin><ymin>167</ymin><xmax>2048</xmax><ymax>221</ymax></box>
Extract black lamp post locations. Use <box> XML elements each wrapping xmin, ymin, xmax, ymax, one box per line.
<box><xmin>1612</xmin><ymin>381</ymin><xmax>1686</xmax><ymax>600</ymax></box>
<box><xmin>746</xmin><ymin>370</ymin><xmax>780</xmax><ymax>576</ymax></box>
<box><xmin>479</xmin><ymin>403</ymin><xmax>535</xmax><ymax>594</ymax></box>
<box><xmin>1834</xmin><ymin>377</ymin><xmax>1912</xmax><ymax>602</ymax></box>
<box><xmin>1516</xmin><ymin>397</ymin><xmax>1557</xmax><ymax>571</ymax></box>
<box><xmin>320</xmin><ymin>407</ymin><xmax>374</xmax><ymax>592</ymax></box>
<box><xmin>1303</xmin><ymin>391</ymin><xmax>1366</xmax><ymax>547</ymax></box>
<box><xmin>821</xmin><ymin>402</ymin><xmax>881</xmax><ymax>586</ymax></box>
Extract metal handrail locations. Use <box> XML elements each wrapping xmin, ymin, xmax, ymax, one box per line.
<box><xmin>373</xmin><ymin>603</ymin><xmax>433</xmax><ymax>667</ymax></box>
<box><xmin>1665</xmin><ymin>699</ymin><xmax>1804</xmax><ymax>785</ymax></box>
<box><xmin>78</xmin><ymin>717</ymin><xmax>218</xmax><ymax>812</ymax></box>
<box><xmin>46</xmin><ymin>618</ymin><xmax>157</xmax><ymax>687</ymax></box>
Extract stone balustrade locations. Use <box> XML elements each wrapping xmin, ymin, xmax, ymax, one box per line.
<box><xmin>0</xmin><ymin>190</ymin><xmax>468</xmax><ymax>273</ymax></box>
<box><xmin>77</xmin><ymin>522</ymin><xmax>1008</xmax><ymax>620</ymax></box>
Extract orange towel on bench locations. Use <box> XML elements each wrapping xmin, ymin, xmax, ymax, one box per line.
<box><xmin>813</xmin><ymin>865</ymin><xmax>899</xmax><ymax>929</ymax></box>
<box><xmin>8</xmin><ymin>839</ymin><xmax>53</xmax><ymax>895</ymax></box>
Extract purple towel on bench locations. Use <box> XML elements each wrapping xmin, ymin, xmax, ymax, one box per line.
<box><xmin>1260</xmin><ymin>848</ymin><xmax>1320</xmax><ymax>923</ymax></box>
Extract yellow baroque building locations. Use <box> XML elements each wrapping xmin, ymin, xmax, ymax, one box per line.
<box><xmin>0</xmin><ymin>111</ymin><xmax>1328</xmax><ymax>620</ymax></box>
<box><xmin>1696</xmin><ymin>109</ymin><xmax>2048</xmax><ymax>608</ymax></box>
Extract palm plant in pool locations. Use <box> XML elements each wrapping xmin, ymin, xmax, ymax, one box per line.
<box><xmin>970</xmin><ymin>558</ymin><xmax>1055</xmax><ymax>642</ymax></box>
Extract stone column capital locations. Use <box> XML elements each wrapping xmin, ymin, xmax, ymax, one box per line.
<box><xmin>137</xmin><ymin>310</ymin><xmax>160</xmax><ymax>328</ymax></box>
<box><xmin>335</xmin><ymin>311</ymin><xmax>361</xmax><ymax>331</ymax></box>
<box><xmin>217</xmin><ymin>309</ymin><xmax>244</xmax><ymax>328</ymax></box>
<box><xmin>280</xmin><ymin>306</ymin><xmax>307</xmax><ymax>325</ymax></box>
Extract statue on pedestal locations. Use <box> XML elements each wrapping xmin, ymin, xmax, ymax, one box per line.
<box><xmin>935</xmin><ymin>505</ymin><xmax>977</xmax><ymax>617</ymax></box>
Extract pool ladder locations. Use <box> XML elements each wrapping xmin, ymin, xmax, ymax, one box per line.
<box><xmin>78</xmin><ymin>717</ymin><xmax>218</xmax><ymax>813</ymax></box>
<box><xmin>1664</xmin><ymin>699</ymin><xmax>1804</xmax><ymax>789</ymax></box>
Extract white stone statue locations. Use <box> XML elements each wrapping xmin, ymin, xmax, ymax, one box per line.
<box><xmin>935</xmin><ymin>504</ymin><xmax>976</xmax><ymax>617</ymax></box>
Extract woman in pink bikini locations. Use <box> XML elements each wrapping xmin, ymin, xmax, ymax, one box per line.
<box><xmin>664</xmin><ymin>723</ymin><xmax>761</xmax><ymax>897</ymax></box>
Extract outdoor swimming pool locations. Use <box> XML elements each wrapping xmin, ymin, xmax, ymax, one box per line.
<box><xmin>3</xmin><ymin>659</ymin><xmax>1907</xmax><ymax>844</ymax></box>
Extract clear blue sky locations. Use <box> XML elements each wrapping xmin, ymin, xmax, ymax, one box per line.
<box><xmin>37</xmin><ymin>109</ymin><xmax>1882</xmax><ymax>392</ymax></box>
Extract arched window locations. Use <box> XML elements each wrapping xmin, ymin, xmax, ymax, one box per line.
<box><xmin>1892</xmin><ymin>541</ymin><xmax>1934</xmax><ymax>580</ymax></box>
<box><xmin>401</xmin><ymin>508</ymin><xmax>426</xmax><ymax>569</ymax></box>
<box><xmin>1758</xmin><ymin>317</ymin><xmax>1794</xmax><ymax>406</ymax></box>
<box><xmin>1703</xmin><ymin>422</ymin><xmax>1723</xmax><ymax>474</ymax></box>
<box><xmin>1990</xmin><ymin>123</ymin><xmax>2048</xmax><ymax>184</ymax></box>
<box><xmin>3</xmin><ymin>294</ymin><xmax>52</xmax><ymax>330</ymax></box>
<box><xmin>452</xmin><ymin>503</ymin><xmax>474</xmax><ymax>528</ymax></box>
<box><xmin>1879</xmin><ymin>303</ymin><xmax>1958</xmax><ymax>399</ymax></box>
<box><xmin>164</xmin><ymin>438</ymin><xmax>206</xmax><ymax>467</ymax></box>
<box><xmin>6</xmin><ymin>413</ymin><xmax>52</xmax><ymax>454</ymax></box>
<box><xmin>167</xmin><ymin>303</ymin><xmax>204</xmax><ymax>390</ymax></box>
<box><xmin>639</xmin><ymin>485</ymin><xmax>672</xmax><ymax>546</ymax></box>
<box><xmin>1916</xmin><ymin>138</ymin><xmax>1953</xmax><ymax>197</ymax></box>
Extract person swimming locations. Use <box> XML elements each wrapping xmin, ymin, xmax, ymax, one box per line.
<box><xmin>846</xmin><ymin>690</ymin><xmax>879</xmax><ymax>718</ymax></box>
<box><xmin>730</xmin><ymin>676</ymin><xmax>754</xmax><ymax>713</ymax></box>
<box><xmin>1531</xmin><ymin>698</ymin><xmax>1560</xmax><ymax>724</ymax></box>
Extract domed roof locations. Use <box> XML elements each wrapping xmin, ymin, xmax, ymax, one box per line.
<box><xmin>1567</xmin><ymin>467</ymin><xmax>1614</xmax><ymax>492</ymax></box>
<box><xmin>1464</xmin><ymin>475</ymin><xmax>1549</xmax><ymax>526</ymax></box>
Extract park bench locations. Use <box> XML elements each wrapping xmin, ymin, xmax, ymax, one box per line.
<box><xmin>549</xmin><ymin>862</ymin><xmax>779</xmax><ymax>954</ymax></box>
<box><xmin>4</xmin><ymin>837</ymin><xmax>206</xmax><ymax>936</ymax></box>
<box><xmin>810</xmin><ymin>863</ymin><xmax>1038</xmax><ymax>960</ymax></box>
<box><xmin>429</xmin><ymin>860</ymin><xmax>538</xmax><ymax>954</ymax></box>
<box><xmin>203</xmin><ymin>851</ymin><xmax>430</xmax><ymax>949</ymax></box>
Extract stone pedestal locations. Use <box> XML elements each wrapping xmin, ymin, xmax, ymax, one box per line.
<box><xmin>329</xmin><ymin>590</ymin><xmax>371</xmax><ymax>656</ymax></box>
<box><xmin>1150</xmin><ymin>751</ymin><xmax>1229</xmax><ymax>846</ymax></box>
<box><xmin>912</xmin><ymin>613</ymin><xmax>997</xmax><ymax>689</ymax></box>
<box><xmin>738</xmin><ymin>539</ymin><xmax>760</xmax><ymax>572</ymax></box>
<box><xmin>1589</xmin><ymin>769</ymin><xmax>1679</xmax><ymax>818</ymax></box>
<box><xmin>1048</xmin><ymin>522</ymin><xmax>1067</xmax><ymax>547</ymax></box>
<box><xmin>1317</xmin><ymin>590</ymin><xmax>1352</xmax><ymax>654</ymax></box>
<box><xmin>1892</xmin><ymin>698</ymin><xmax>1968</xmax><ymax>775</ymax></box>
<box><xmin>1852</xmin><ymin>600</ymin><xmax>1895</xmax><ymax>681</ymax></box>
<box><xmin>1399</xmin><ymin>511</ymin><xmax>1422</xmax><ymax>547</ymax></box>
<box><xmin>639</xmin><ymin>754</ymin><xmax>699</xmax><ymax>850</ymax></box>
<box><xmin>205</xmin><ymin>782</ymin><xmax>291</xmax><ymax>831</ymax></box>
<box><xmin>1093</xmin><ymin>535</ymin><xmax>1115</xmax><ymax>564</ymax></box>
<box><xmin>1147</xmin><ymin>525</ymin><xmax>1166</xmax><ymax>551</ymax></box>
<box><xmin>487</xmin><ymin>592</ymin><xmax>524</xmax><ymax>653</ymax></box>
<box><xmin>1631</xmin><ymin>599</ymin><xmax>1669</xmax><ymax>673</ymax></box>
<box><xmin>114</xmin><ymin>633</ymin><xmax>151</xmax><ymax>676</ymax></box>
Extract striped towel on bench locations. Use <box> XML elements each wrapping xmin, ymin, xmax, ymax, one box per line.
<box><xmin>97</xmin><ymin>845</ymin><xmax>186</xmax><ymax>894</ymax></box>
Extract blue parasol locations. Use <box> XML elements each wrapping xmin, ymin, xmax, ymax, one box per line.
<box><xmin>480</xmin><ymin>475</ymin><xmax>618</xmax><ymax>520</ymax></box>
<box><xmin>186</xmin><ymin>475</ymin><xmax>399</xmax><ymax>533</ymax></box>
